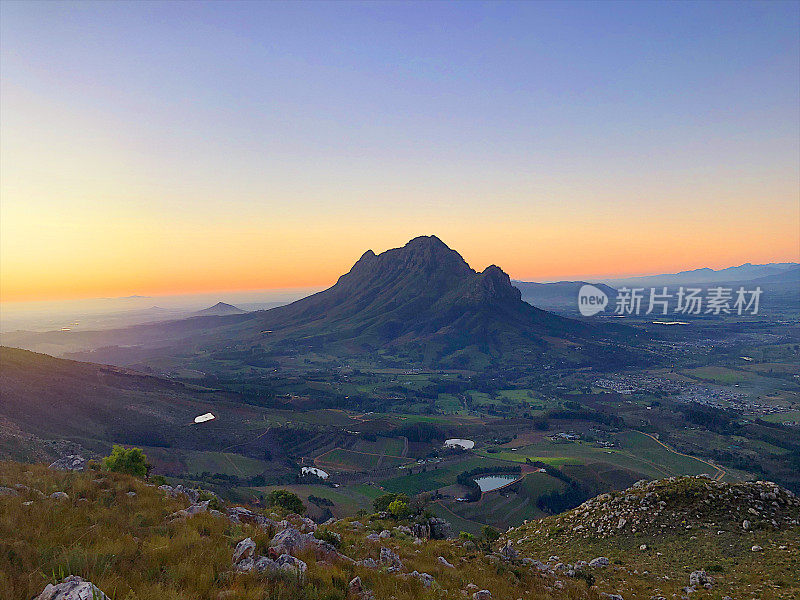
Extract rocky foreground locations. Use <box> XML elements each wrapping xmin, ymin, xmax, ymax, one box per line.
<box><xmin>1</xmin><ymin>462</ymin><xmax>799</xmax><ymax>600</ymax></box>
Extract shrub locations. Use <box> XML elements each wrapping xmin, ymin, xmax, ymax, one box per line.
<box><xmin>481</xmin><ymin>525</ymin><xmax>500</xmax><ymax>542</ymax></box>
<box><xmin>198</xmin><ymin>490</ymin><xmax>223</xmax><ymax>511</ymax></box>
<box><xmin>373</xmin><ymin>492</ymin><xmax>409</xmax><ymax>512</ymax></box>
<box><xmin>314</xmin><ymin>528</ymin><xmax>341</xmax><ymax>548</ymax></box>
<box><xmin>387</xmin><ymin>499</ymin><xmax>410</xmax><ymax>519</ymax></box>
<box><xmin>101</xmin><ymin>445</ymin><xmax>150</xmax><ymax>478</ymax></box>
<box><xmin>266</xmin><ymin>489</ymin><xmax>306</xmax><ymax>514</ymax></box>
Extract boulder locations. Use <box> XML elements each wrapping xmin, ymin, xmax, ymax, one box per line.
<box><xmin>379</xmin><ymin>546</ymin><xmax>402</xmax><ymax>570</ymax></box>
<box><xmin>235</xmin><ymin>557</ymin><xmax>255</xmax><ymax>573</ymax></box>
<box><xmin>0</xmin><ymin>486</ymin><xmax>19</xmax><ymax>496</ymax></box>
<box><xmin>35</xmin><ymin>576</ymin><xmax>109</xmax><ymax>599</ymax></box>
<box><xmin>276</xmin><ymin>554</ymin><xmax>307</xmax><ymax>581</ymax></box>
<box><xmin>159</xmin><ymin>484</ymin><xmax>200</xmax><ymax>503</ymax></box>
<box><xmin>429</xmin><ymin>517</ymin><xmax>453</xmax><ymax>539</ymax></box>
<box><xmin>438</xmin><ymin>556</ymin><xmax>455</xmax><ymax>568</ymax></box>
<box><xmin>49</xmin><ymin>455</ymin><xmax>87</xmax><ymax>471</ymax></box>
<box><xmin>253</xmin><ymin>556</ymin><xmax>279</xmax><ymax>574</ymax></box>
<box><xmin>689</xmin><ymin>570</ymin><xmax>714</xmax><ymax>589</ymax></box>
<box><xmin>499</xmin><ymin>541</ymin><xmax>518</xmax><ymax>561</ymax></box>
<box><xmin>50</xmin><ymin>492</ymin><xmax>69</xmax><ymax>501</ymax></box>
<box><xmin>227</xmin><ymin>506</ymin><xmax>278</xmax><ymax>529</ymax></box>
<box><xmin>348</xmin><ymin>576</ymin><xmax>374</xmax><ymax>599</ymax></box>
<box><xmin>473</xmin><ymin>591</ymin><xmax>492</xmax><ymax>600</ymax></box>
<box><xmin>409</xmin><ymin>571</ymin><xmax>435</xmax><ymax>587</ymax></box>
<box><xmin>348</xmin><ymin>576</ymin><xmax>363</xmax><ymax>596</ymax></box>
<box><xmin>270</xmin><ymin>526</ymin><xmax>315</xmax><ymax>556</ymax></box>
<box><xmin>232</xmin><ymin>538</ymin><xmax>256</xmax><ymax>564</ymax></box>
<box><xmin>589</xmin><ymin>556</ymin><xmax>609</xmax><ymax>568</ymax></box>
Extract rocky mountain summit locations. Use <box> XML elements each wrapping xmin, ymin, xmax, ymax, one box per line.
<box><xmin>515</xmin><ymin>475</ymin><xmax>800</xmax><ymax>540</ymax></box>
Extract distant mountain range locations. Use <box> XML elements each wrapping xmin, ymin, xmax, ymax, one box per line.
<box><xmin>602</xmin><ymin>262</ymin><xmax>799</xmax><ymax>287</ymax></box>
<box><xmin>513</xmin><ymin>262</ymin><xmax>798</xmax><ymax>315</ymax></box>
<box><xmin>1</xmin><ymin>236</ymin><xmax>643</xmax><ymax>370</ymax></box>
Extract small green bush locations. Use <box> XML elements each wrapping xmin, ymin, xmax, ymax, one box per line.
<box><xmin>373</xmin><ymin>492</ymin><xmax>409</xmax><ymax>512</ymax></box>
<box><xmin>101</xmin><ymin>445</ymin><xmax>150</xmax><ymax>478</ymax></box>
<box><xmin>387</xmin><ymin>499</ymin><xmax>410</xmax><ymax>519</ymax></box>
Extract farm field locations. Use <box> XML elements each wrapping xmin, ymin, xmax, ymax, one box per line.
<box><xmin>315</xmin><ymin>448</ymin><xmax>412</xmax><ymax>471</ymax></box>
<box><xmin>477</xmin><ymin>430</ymin><xmax>716</xmax><ymax>481</ymax></box>
<box><xmin>348</xmin><ymin>436</ymin><xmax>406</xmax><ymax>456</ymax></box>
<box><xmin>682</xmin><ymin>366</ymin><xmax>758</xmax><ymax>385</ymax></box>
<box><xmin>761</xmin><ymin>409</ymin><xmax>800</xmax><ymax>424</ymax></box>
<box><xmin>183</xmin><ymin>450</ymin><xmax>270</xmax><ymax>478</ymax></box>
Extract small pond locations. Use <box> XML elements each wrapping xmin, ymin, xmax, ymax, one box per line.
<box><xmin>474</xmin><ymin>475</ymin><xmax>518</xmax><ymax>492</ymax></box>
<box><xmin>444</xmin><ymin>438</ymin><xmax>475</xmax><ymax>450</ymax></box>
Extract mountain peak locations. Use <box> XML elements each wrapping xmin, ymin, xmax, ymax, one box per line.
<box><xmin>404</xmin><ymin>234</ymin><xmax>448</xmax><ymax>249</ymax></box>
<box><xmin>194</xmin><ymin>302</ymin><xmax>246</xmax><ymax>316</ymax></box>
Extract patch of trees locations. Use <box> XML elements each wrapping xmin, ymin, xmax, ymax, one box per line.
<box><xmin>546</xmin><ymin>408</ymin><xmax>622</xmax><ymax>427</ymax></box>
<box><xmin>680</xmin><ymin>405</ymin><xmax>738</xmax><ymax>435</ymax></box>
<box><xmin>266</xmin><ymin>489</ymin><xmax>306</xmax><ymax>514</ymax></box>
<box><xmin>521</xmin><ymin>460</ymin><xmax>592</xmax><ymax>514</ymax></box>
<box><xmin>394</xmin><ymin>421</ymin><xmax>444</xmax><ymax>443</ymax></box>
<box><xmin>308</xmin><ymin>495</ymin><xmax>334</xmax><ymax>507</ymax></box>
<box><xmin>536</xmin><ymin>482</ymin><xmax>590</xmax><ymax>514</ymax></box>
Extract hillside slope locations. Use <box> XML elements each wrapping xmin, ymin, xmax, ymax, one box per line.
<box><xmin>503</xmin><ymin>475</ymin><xmax>800</xmax><ymax>599</ymax></box>
<box><xmin>0</xmin><ymin>347</ymin><xmax>282</xmax><ymax>463</ymax></box>
<box><xmin>2</xmin><ymin>464</ymin><xmax>797</xmax><ymax>600</ymax></box>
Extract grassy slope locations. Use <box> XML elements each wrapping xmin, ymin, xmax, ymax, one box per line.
<box><xmin>0</xmin><ymin>462</ymin><xmax>592</xmax><ymax>600</ymax></box>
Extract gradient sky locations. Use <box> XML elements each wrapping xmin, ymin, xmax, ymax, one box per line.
<box><xmin>1</xmin><ymin>1</ymin><xmax>798</xmax><ymax>302</ymax></box>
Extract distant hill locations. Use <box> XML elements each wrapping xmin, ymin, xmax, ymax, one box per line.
<box><xmin>605</xmin><ymin>261</ymin><xmax>799</xmax><ymax>287</ymax></box>
<box><xmin>513</xmin><ymin>280</ymin><xmax>618</xmax><ymax>314</ymax></box>
<box><xmin>0</xmin><ymin>236</ymin><xmax>643</xmax><ymax>370</ymax></box>
<box><xmin>193</xmin><ymin>302</ymin><xmax>246</xmax><ymax>316</ymax></box>
<box><xmin>750</xmin><ymin>265</ymin><xmax>800</xmax><ymax>285</ymax></box>
<box><xmin>0</xmin><ymin>346</ymin><xmax>282</xmax><ymax>462</ymax></box>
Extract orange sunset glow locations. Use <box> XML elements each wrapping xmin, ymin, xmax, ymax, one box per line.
<box><xmin>1</xmin><ymin>1</ymin><xmax>798</xmax><ymax>304</ymax></box>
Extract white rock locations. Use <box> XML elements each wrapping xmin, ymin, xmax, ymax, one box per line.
<box><xmin>35</xmin><ymin>576</ymin><xmax>109</xmax><ymax>599</ymax></box>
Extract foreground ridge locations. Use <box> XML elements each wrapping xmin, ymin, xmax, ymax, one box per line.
<box><xmin>3</xmin><ymin>463</ymin><xmax>799</xmax><ymax>600</ymax></box>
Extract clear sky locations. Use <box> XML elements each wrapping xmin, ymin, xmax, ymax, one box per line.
<box><xmin>2</xmin><ymin>1</ymin><xmax>798</xmax><ymax>302</ymax></box>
